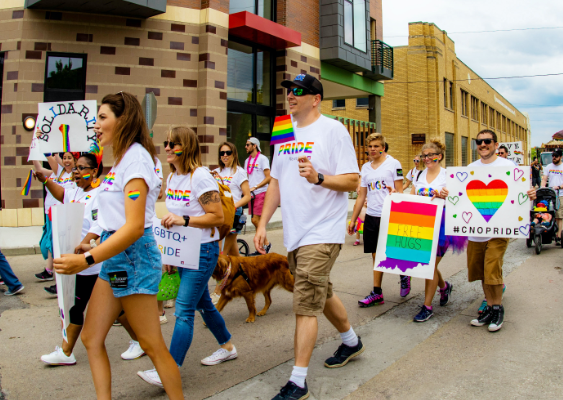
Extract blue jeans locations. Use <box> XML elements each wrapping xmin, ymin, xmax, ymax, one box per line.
<box><xmin>170</xmin><ymin>241</ymin><xmax>231</xmax><ymax>366</ymax></box>
<box><xmin>0</xmin><ymin>249</ymin><xmax>23</xmax><ymax>292</ymax></box>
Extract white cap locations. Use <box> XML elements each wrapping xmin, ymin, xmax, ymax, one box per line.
<box><xmin>248</xmin><ymin>137</ymin><xmax>261</xmax><ymax>152</ymax></box>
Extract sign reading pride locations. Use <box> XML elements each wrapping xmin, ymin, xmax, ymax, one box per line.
<box><xmin>36</xmin><ymin>100</ymin><xmax>97</xmax><ymax>153</ymax></box>
<box><xmin>152</xmin><ymin>216</ymin><xmax>202</xmax><ymax>269</ymax></box>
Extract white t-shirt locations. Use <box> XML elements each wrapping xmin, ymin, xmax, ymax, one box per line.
<box><xmin>414</xmin><ymin>168</ymin><xmax>447</xmax><ymax>197</ymax></box>
<box><xmin>64</xmin><ymin>187</ymin><xmax>103</xmax><ymax>275</ymax></box>
<box><xmin>97</xmin><ymin>143</ymin><xmax>160</xmax><ymax>232</ymax></box>
<box><xmin>44</xmin><ymin>165</ymin><xmax>76</xmax><ymax>214</ymax></box>
<box><xmin>213</xmin><ymin>166</ymin><xmax>248</xmax><ymax>205</ymax></box>
<box><xmin>543</xmin><ymin>162</ymin><xmax>563</xmax><ymax>194</ymax></box>
<box><xmin>360</xmin><ymin>158</ymin><xmax>403</xmax><ymax>217</ymax></box>
<box><xmin>468</xmin><ymin>156</ymin><xmax>516</xmax><ymax>242</ymax></box>
<box><xmin>244</xmin><ymin>153</ymin><xmax>270</xmax><ymax>195</ymax></box>
<box><xmin>165</xmin><ymin>167</ymin><xmax>219</xmax><ymax>244</ymax></box>
<box><xmin>406</xmin><ymin>167</ymin><xmax>422</xmax><ymax>184</ymax></box>
<box><xmin>271</xmin><ymin>115</ymin><xmax>360</xmax><ymax>251</ymax></box>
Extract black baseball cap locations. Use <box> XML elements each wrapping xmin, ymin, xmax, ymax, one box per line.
<box><xmin>553</xmin><ymin>149</ymin><xmax>562</xmax><ymax>157</ymax></box>
<box><xmin>281</xmin><ymin>74</ymin><xmax>323</xmax><ymax>100</ymax></box>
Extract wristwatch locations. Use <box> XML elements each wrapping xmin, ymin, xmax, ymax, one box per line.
<box><xmin>84</xmin><ymin>251</ymin><xmax>96</xmax><ymax>266</ymax></box>
<box><xmin>315</xmin><ymin>173</ymin><xmax>325</xmax><ymax>186</ymax></box>
<box><xmin>183</xmin><ymin>216</ymin><xmax>190</xmax><ymax>227</ymax></box>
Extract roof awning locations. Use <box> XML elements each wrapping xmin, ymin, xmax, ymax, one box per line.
<box><xmin>24</xmin><ymin>0</ymin><xmax>166</xmax><ymax>18</ymax></box>
<box><xmin>229</xmin><ymin>11</ymin><xmax>301</xmax><ymax>49</ymax></box>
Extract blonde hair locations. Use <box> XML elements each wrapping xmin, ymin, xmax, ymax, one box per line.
<box><xmin>421</xmin><ymin>139</ymin><xmax>446</xmax><ymax>161</ymax></box>
<box><xmin>217</xmin><ymin>141</ymin><xmax>241</xmax><ymax>174</ymax></box>
<box><xmin>366</xmin><ymin>133</ymin><xmax>385</xmax><ymax>146</ymax></box>
<box><xmin>167</xmin><ymin>126</ymin><xmax>201</xmax><ymax>175</ymax></box>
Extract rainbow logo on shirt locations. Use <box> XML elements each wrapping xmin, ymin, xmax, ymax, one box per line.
<box><xmin>59</xmin><ymin>124</ymin><xmax>71</xmax><ymax>152</ymax></box>
<box><xmin>85</xmin><ymin>195</ymin><xmax>91</xmax><ymax>201</ymax></box>
<box><xmin>367</xmin><ymin>181</ymin><xmax>388</xmax><ymax>191</ymax></box>
<box><xmin>127</xmin><ymin>190</ymin><xmax>140</xmax><ymax>201</ymax></box>
<box><xmin>278</xmin><ymin>141</ymin><xmax>314</xmax><ymax>159</ymax></box>
<box><xmin>247</xmin><ymin>164</ymin><xmax>259</xmax><ymax>169</ymax></box>
<box><xmin>549</xmin><ymin>170</ymin><xmax>563</xmax><ymax>175</ymax></box>
<box><xmin>167</xmin><ymin>189</ymin><xmax>191</xmax><ymax>205</ymax></box>
<box><xmin>102</xmin><ymin>172</ymin><xmax>115</xmax><ymax>186</ymax></box>
<box><xmin>417</xmin><ymin>187</ymin><xmax>435</xmax><ymax>197</ymax></box>
<box><xmin>216</xmin><ymin>176</ymin><xmax>233</xmax><ymax>185</ymax></box>
<box><xmin>155</xmin><ymin>168</ymin><xmax>161</xmax><ymax>175</ymax></box>
<box><xmin>466</xmin><ymin>179</ymin><xmax>508</xmax><ymax>222</ymax></box>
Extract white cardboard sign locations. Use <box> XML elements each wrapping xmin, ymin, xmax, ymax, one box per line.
<box><xmin>36</xmin><ymin>100</ymin><xmax>97</xmax><ymax>153</ymax></box>
<box><xmin>445</xmin><ymin>166</ymin><xmax>531</xmax><ymax>238</ymax></box>
<box><xmin>498</xmin><ymin>141</ymin><xmax>524</xmax><ymax>165</ymax></box>
<box><xmin>152</xmin><ymin>216</ymin><xmax>202</xmax><ymax>269</ymax></box>
<box><xmin>51</xmin><ymin>203</ymin><xmax>84</xmax><ymax>342</ymax></box>
<box><xmin>374</xmin><ymin>194</ymin><xmax>444</xmax><ymax>280</ymax></box>
<box><xmin>27</xmin><ymin>136</ymin><xmax>48</xmax><ymax>162</ymax></box>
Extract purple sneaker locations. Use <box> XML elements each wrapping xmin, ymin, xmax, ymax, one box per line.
<box><xmin>358</xmin><ymin>291</ymin><xmax>384</xmax><ymax>308</ymax></box>
<box><xmin>400</xmin><ymin>275</ymin><xmax>411</xmax><ymax>297</ymax></box>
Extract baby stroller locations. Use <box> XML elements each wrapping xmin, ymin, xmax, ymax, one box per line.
<box><xmin>527</xmin><ymin>188</ymin><xmax>560</xmax><ymax>254</ymax></box>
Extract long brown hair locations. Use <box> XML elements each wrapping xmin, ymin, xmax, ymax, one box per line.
<box><xmin>217</xmin><ymin>141</ymin><xmax>241</xmax><ymax>174</ymax></box>
<box><xmin>101</xmin><ymin>92</ymin><xmax>156</xmax><ymax>166</ymax></box>
<box><xmin>168</xmin><ymin>126</ymin><xmax>201</xmax><ymax>175</ymax></box>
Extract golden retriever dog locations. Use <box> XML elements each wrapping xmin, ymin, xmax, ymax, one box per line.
<box><xmin>212</xmin><ymin>253</ymin><xmax>294</xmax><ymax>323</ymax></box>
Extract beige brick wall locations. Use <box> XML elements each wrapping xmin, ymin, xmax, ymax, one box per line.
<box><xmin>320</xmin><ymin>98</ymin><xmax>369</xmax><ymax>121</ymax></box>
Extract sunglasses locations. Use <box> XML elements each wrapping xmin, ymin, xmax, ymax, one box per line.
<box><xmin>287</xmin><ymin>87</ymin><xmax>311</xmax><ymax>96</ymax></box>
<box><xmin>164</xmin><ymin>141</ymin><xmax>179</xmax><ymax>149</ymax></box>
<box><xmin>220</xmin><ymin>151</ymin><xmax>233</xmax><ymax>156</ymax></box>
<box><xmin>245</xmin><ymin>143</ymin><xmax>254</xmax><ymax>147</ymax></box>
<box><xmin>413</xmin><ymin>159</ymin><xmax>420</xmax><ymax>162</ymax></box>
<box><xmin>553</xmin><ymin>154</ymin><xmax>561</xmax><ymax>158</ymax></box>
<box><xmin>72</xmin><ymin>166</ymin><xmax>93</xmax><ymax>172</ymax></box>
<box><xmin>475</xmin><ymin>139</ymin><xmax>493</xmax><ymax>145</ymax></box>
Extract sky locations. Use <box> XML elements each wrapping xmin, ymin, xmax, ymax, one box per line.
<box><xmin>382</xmin><ymin>0</ymin><xmax>562</xmax><ymax>147</ymax></box>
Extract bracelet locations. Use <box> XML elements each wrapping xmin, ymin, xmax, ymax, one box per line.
<box><xmin>90</xmin><ymin>239</ymin><xmax>97</xmax><ymax>248</ymax></box>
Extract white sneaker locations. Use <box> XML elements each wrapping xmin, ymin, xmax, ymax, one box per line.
<box><xmin>160</xmin><ymin>311</ymin><xmax>168</xmax><ymax>325</ymax></box>
<box><xmin>211</xmin><ymin>292</ymin><xmax>221</xmax><ymax>305</ymax></box>
<box><xmin>121</xmin><ymin>340</ymin><xmax>146</xmax><ymax>360</ymax></box>
<box><xmin>163</xmin><ymin>299</ymin><xmax>175</xmax><ymax>308</ymax></box>
<box><xmin>41</xmin><ymin>346</ymin><xmax>76</xmax><ymax>366</ymax></box>
<box><xmin>201</xmin><ymin>346</ymin><xmax>237</xmax><ymax>366</ymax></box>
<box><xmin>137</xmin><ymin>368</ymin><xmax>163</xmax><ymax>388</ymax></box>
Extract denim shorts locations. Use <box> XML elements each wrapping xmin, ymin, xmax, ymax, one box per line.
<box><xmin>99</xmin><ymin>227</ymin><xmax>162</xmax><ymax>298</ymax></box>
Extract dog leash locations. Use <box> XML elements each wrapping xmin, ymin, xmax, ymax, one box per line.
<box><xmin>217</xmin><ymin>263</ymin><xmax>232</xmax><ymax>292</ymax></box>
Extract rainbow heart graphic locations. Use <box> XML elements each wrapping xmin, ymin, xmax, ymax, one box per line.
<box><xmin>466</xmin><ymin>179</ymin><xmax>508</xmax><ymax>222</ymax></box>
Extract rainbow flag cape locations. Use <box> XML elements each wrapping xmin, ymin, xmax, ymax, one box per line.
<box><xmin>270</xmin><ymin>115</ymin><xmax>295</xmax><ymax>145</ymax></box>
<box><xmin>21</xmin><ymin>169</ymin><xmax>33</xmax><ymax>196</ymax></box>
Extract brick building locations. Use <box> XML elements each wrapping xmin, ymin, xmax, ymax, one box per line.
<box><xmin>0</xmin><ymin>0</ymin><xmax>389</xmax><ymax>226</ymax></box>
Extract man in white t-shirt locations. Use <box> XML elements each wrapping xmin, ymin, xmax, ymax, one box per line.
<box><xmin>541</xmin><ymin>148</ymin><xmax>563</xmax><ymax>241</ymax></box>
<box><xmin>254</xmin><ymin>74</ymin><xmax>362</xmax><ymax>399</ymax></box>
<box><xmin>443</xmin><ymin>130</ymin><xmax>536</xmax><ymax>333</ymax></box>
<box><xmin>244</xmin><ymin>137</ymin><xmax>271</xmax><ymax>253</ymax></box>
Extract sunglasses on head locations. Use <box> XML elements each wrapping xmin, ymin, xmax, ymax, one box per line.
<box><xmin>164</xmin><ymin>141</ymin><xmax>179</xmax><ymax>149</ymax></box>
<box><xmin>220</xmin><ymin>151</ymin><xmax>233</xmax><ymax>156</ymax></box>
<box><xmin>476</xmin><ymin>139</ymin><xmax>493</xmax><ymax>145</ymax></box>
<box><xmin>287</xmin><ymin>87</ymin><xmax>312</xmax><ymax>96</ymax></box>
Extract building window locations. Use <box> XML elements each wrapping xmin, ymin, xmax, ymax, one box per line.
<box><xmin>489</xmin><ymin>108</ymin><xmax>495</xmax><ymax>128</ymax></box>
<box><xmin>481</xmin><ymin>102</ymin><xmax>487</xmax><ymax>124</ymax></box>
<box><xmin>449</xmin><ymin>81</ymin><xmax>454</xmax><ymax>109</ymax></box>
<box><xmin>44</xmin><ymin>53</ymin><xmax>87</xmax><ymax>102</ymax></box>
<box><xmin>333</xmin><ymin>99</ymin><xmax>346</xmax><ymax>109</ymax></box>
<box><xmin>229</xmin><ymin>0</ymin><xmax>276</xmax><ymax>21</ymax></box>
<box><xmin>471</xmin><ymin>139</ymin><xmax>479</xmax><ymax>162</ymax></box>
<box><xmin>470</xmin><ymin>96</ymin><xmax>479</xmax><ymax>120</ymax></box>
<box><xmin>356</xmin><ymin>97</ymin><xmax>369</xmax><ymax>107</ymax></box>
<box><xmin>461</xmin><ymin>136</ymin><xmax>468</xmax><ymax>166</ymax></box>
<box><xmin>445</xmin><ymin>133</ymin><xmax>455</xmax><ymax>167</ymax></box>
<box><xmin>460</xmin><ymin>90</ymin><xmax>468</xmax><ymax>116</ymax></box>
<box><xmin>344</xmin><ymin>0</ymin><xmax>367</xmax><ymax>52</ymax></box>
<box><xmin>443</xmin><ymin>79</ymin><xmax>447</xmax><ymax>107</ymax></box>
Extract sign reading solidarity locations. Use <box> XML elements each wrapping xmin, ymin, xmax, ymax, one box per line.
<box><xmin>498</xmin><ymin>141</ymin><xmax>524</xmax><ymax>165</ymax></box>
<box><xmin>152</xmin><ymin>216</ymin><xmax>202</xmax><ymax>269</ymax></box>
<box><xmin>374</xmin><ymin>194</ymin><xmax>444</xmax><ymax>280</ymax></box>
<box><xmin>36</xmin><ymin>100</ymin><xmax>97</xmax><ymax>153</ymax></box>
<box><xmin>445</xmin><ymin>166</ymin><xmax>531</xmax><ymax>238</ymax></box>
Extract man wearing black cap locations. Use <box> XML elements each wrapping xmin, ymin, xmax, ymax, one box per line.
<box><xmin>254</xmin><ymin>74</ymin><xmax>363</xmax><ymax>400</ymax></box>
<box><xmin>542</xmin><ymin>148</ymin><xmax>563</xmax><ymax>242</ymax></box>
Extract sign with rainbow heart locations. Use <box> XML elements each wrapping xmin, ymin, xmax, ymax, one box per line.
<box><xmin>445</xmin><ymin>166</ymin><xmax>531</xmax><ymax>238</ymax></box>
<box><xmin>374</xmin><ymin>194</ymin><xmax>444</xmax><ymax>280</ymax></box>
<box><xmin>36</xmin><ymin>100</ymin><xmax>97</xmax><ymax>153</ymax></box>
<box><xmin>497</xmin><ymin>141</ymin><xmax>524</xmax><ymax>165</ymax></box>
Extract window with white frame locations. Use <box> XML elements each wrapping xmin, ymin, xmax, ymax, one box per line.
<box><xmin>343</xmin><ymin>0</ymin><xmax>367</xmax><ymax>52</ymax></box>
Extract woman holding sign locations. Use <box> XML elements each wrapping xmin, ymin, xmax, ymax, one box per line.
<box><xmin>348</xmin><ymin>133</ymin><xmax>405</xmax><ymax>308</ymax></box>
<box><xmin>138</xmin><ymin>127</ymin><xmax>237</xmax><ymax>388</ymax></box>
<box><xmin>53</xmin><ymin>92</ymin><xmax>184</xmax><ymax>399</ymax></box>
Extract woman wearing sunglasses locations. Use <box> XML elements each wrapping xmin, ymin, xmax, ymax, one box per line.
<box><xmin>52</xmin><ymin>92</ymin><xmax>184</xmax><ymax>399</ymax></box>
<box><xmin>138</xmin><ymin>127</ymin><xmax>237</xmax><ymax>388</ymax></box>
<box><xmin>403</xmin><ymin>155</ymin><xmax>422</xmax><ymax>191</ymax></box>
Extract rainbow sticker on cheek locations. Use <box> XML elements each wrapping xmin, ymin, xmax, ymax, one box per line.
<box><xmin>174</xmin><ymin>150</ymin><xmax>183</xmax><ymax>156</ymax></box>
<box><xmin>379</xmin><ymin>151</ymin><xmax>383</xmax><ymax>154</ymax></box>
<box><xmin>432</xmin><ymin>157</ymin><xmax>439</xmax><ymax>162</ymax></box>
<box><xmin>82</xmin><ymin>174</ymin><xmax>91</xmax><ymax>180</ymax></box>
<box><xmin>127</xmin><ymin>190</ymin><xmax>140</xmax><ymax>201</ymax></box>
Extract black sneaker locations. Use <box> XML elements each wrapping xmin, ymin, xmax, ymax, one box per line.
<box><xmin>324</xmin><ymin>337</ymin><xmax>365</xmax><ymax>368</ymax></box>
<box><xmin>271</xmin><ymin>380</ymin><xmax>309</xmax><ymax>400</ymax></box>
<box><xmin>44</xmin><ymin>284</ymin><xmax>57</xmax><ymax>296</ymax></box>
<box><xmin>35</xmin><ymin>269</ymin><xmax>54</xmax><ymax>281</ymax></box>
<box><xmin>413</xmin><ymin>305</ymin><xmax>433</xmax><ymax>322</ymax></box>
<box><xmin>470</xmin><ymin>305</ymin><xmax>493</xmax><ymax>326</ymax></box>
<box><xmin>439</xmin><ymin>282</ymin><xmax>453</xmax><ymax>306</ymax></box>
<box><xmin>488</xmin><ymin>305</ymin><xmax>504</xmax><ymax>332</ymax></box>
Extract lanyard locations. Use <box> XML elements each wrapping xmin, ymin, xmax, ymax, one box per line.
<box><xmin>247</xmin><ymin>152</ymin><xmax>260</xmax><ymax>175</ymax></box>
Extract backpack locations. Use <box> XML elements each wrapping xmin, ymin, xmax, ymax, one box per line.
<box><xmin>211</xmin><ymin>174</ymin><xmax>236</xmax><ymax>241</ymax></box>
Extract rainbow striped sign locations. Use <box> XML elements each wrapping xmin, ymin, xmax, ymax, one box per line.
<box><xmin>20</xmin><ymin>169</ymin><xmax>33</xmax><ymax>196</ymax></box>
<box><xmin>466</xmin><ymin>179</ymin><xmax>508</xmax><ymax>222</ymax></box>
<box><xmin>59</xmin><ymin>124</ymin><xmax>71</xmax><ymax>152</ymax></box>
<box><xmin>270</xmin><ymin>115</ymin><xmax>295</xmax><ymax>145</ymax></box>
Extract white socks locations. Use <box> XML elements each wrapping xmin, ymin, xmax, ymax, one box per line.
<box><xmin>289</xmin><ymin>366</ymin><xmax>308</xmax><ymax>388</ymax></box>
<box><xmin>340</xmin><ymin>327</ymin><xmax>358</xmax><ymax>347</ymax></box>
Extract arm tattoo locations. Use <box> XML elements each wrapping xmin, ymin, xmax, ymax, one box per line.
<box><xmin>200</xmin><ymin>191</ymin><xmax>220</xmax><ymax>205</ymax></box>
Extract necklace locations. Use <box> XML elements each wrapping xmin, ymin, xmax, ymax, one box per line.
<box><xmin>247</xmin><ymin>152</ymin><xmax>260</xmax><ymax>175</ymax></box>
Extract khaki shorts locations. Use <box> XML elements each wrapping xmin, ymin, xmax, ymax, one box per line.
<box><xmin>556</xmin><ymin>196</ymin><xmax>563</xmax><ymax>219</ymax></box>
<box><xmin>467</xmin><ymin>238</ymin><xmax>509</xmax><ymax>285</ymax></box>
<box><xmin>287</xmin><ymin>243</ymin><xmax>341</xmax><ymax>317</ymax></box>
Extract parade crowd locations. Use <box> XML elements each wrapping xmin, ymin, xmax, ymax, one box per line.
<box><xmin>0</xmin><ymin>73</ymin><xmax>549</xmax><ymax>400</ymax></box>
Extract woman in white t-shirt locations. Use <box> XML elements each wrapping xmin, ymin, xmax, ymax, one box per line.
<box><xmin>403</xmin><ymin>155</ymin><xmax>422</xmax><ymax>191</ymax></box>
<box><xmin>138</xmin><ymin>127</ymin><xmax>237</xmax><ymax>386</ymax></box>
<box><xmin>348</xmin><ymin>133</ymin><xmax>406</xmax><ymax>308</ymax></box>
<box><xmin>33</xmin><ymin>152</ymin><xmax>76</xmax><ymax>283</ymax></box>
<box><xmin>53</xmin><ymin>92</ymin><xmax>183</xmax><ymax>399</ymax></box>
<box><xmin>410</xmin><ymin>140</ymin><xmax>467</xmax><ymax>323</ymax></box>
